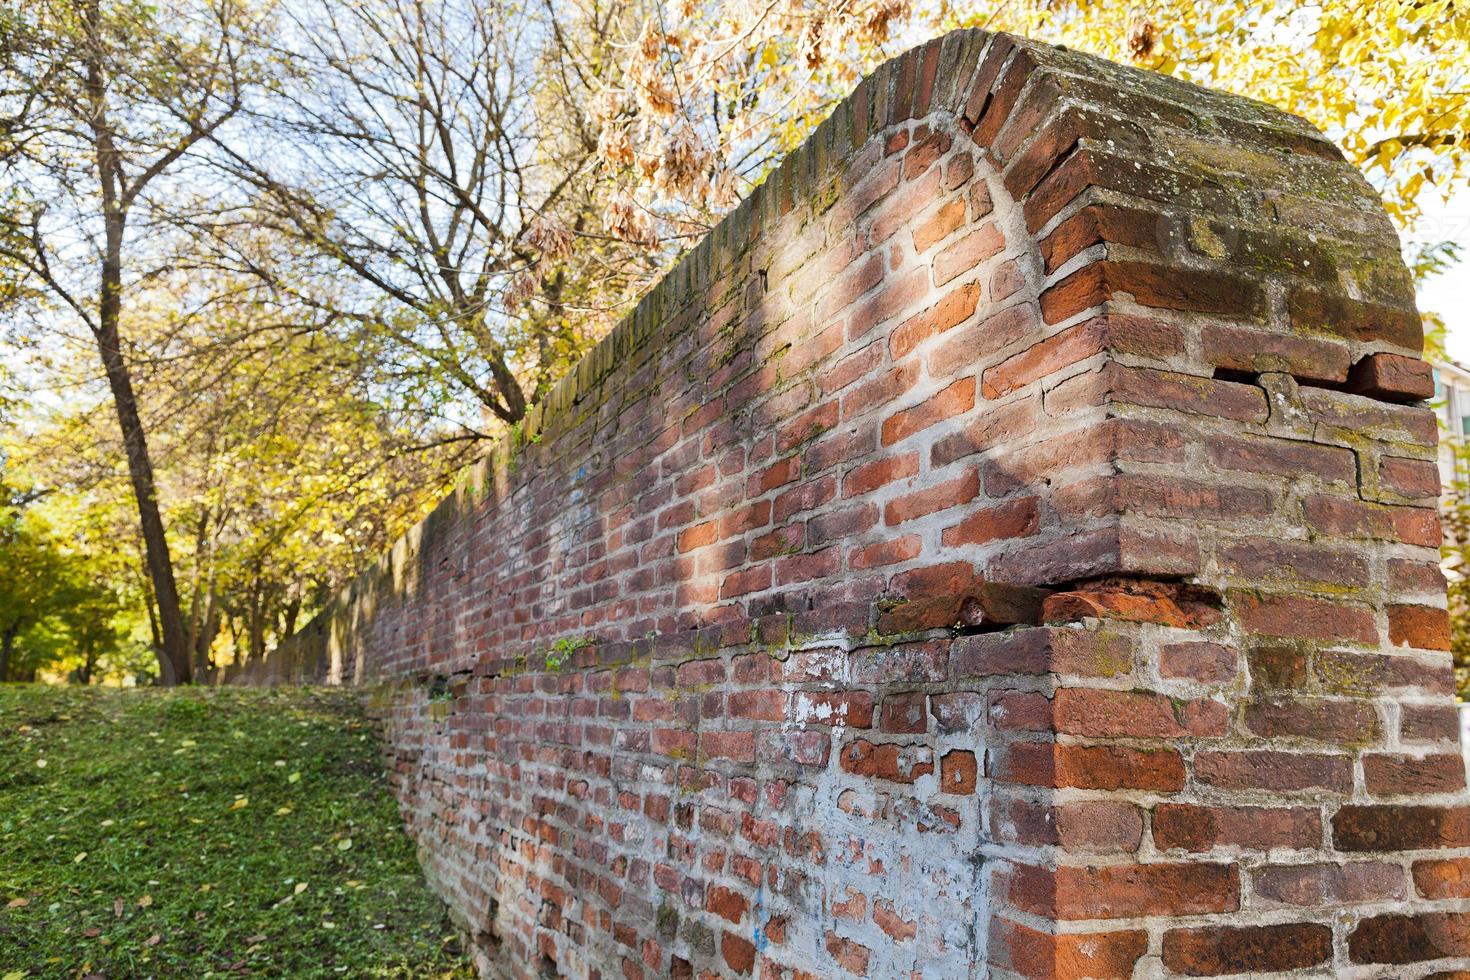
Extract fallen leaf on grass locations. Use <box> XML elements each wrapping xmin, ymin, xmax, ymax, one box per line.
<box><xmin>336</xmin><ymin>838</ymin><xmax>352</xmax><ymax>851</ymax></box>
<box><xmin>143</xmin><ymin>933</ymin><xmax>161</xmax><ymax>948</ymax></box>
<box><xmin>112</xmin><ymin>898</ymin><xmax>124</xmax><ymax>918</ymax></box>
<box><xmin>136</xmin><ymin>895</ymin><xmax>152</xmax><ymax>908</ymax></box>
<box><xmin>5</xmin><ymin>898</ymin><xmax>27</xmax><ymax>909</ymax></box>
<box><xmin>293</xmin><ymin>882</ymin><xmax>308</xmax><ymax>895</ymax></box>
<box><xmin>73</xmin><ymin>852</ymin><xmax>87</xmax><ymax>864</ymax></box>
<box><xmin>82</xmin><ymin>928</ymin><xmax>100</xmax><ymax>938</ymax></box>
<box><xmin>228</xmin><ymin>797</ymin><xmax>248</xmax><ymax>811</ymax></box>
<box><xmin>243</xmin><ymin>934</ymin><xmax>266</xmax><ymax>944</ymax></box>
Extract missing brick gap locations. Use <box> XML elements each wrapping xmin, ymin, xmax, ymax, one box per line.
<box><xmin>1212</xmin><ymin>364</ymin><xmax>1402</xmax><ymax>402</ymax></box>
<box><xmin>1043</xmin><ymin>576</ymin><xmax>1224</xmax><ymax>630</ymax></box>
<box><xmin>1211</xmin><ymin>367</ymin><xmax>1260</xmax><ymax>385</ymax></box>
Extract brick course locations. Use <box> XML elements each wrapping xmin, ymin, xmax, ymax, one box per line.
<box><xmin>241</xmin><ymin>28</ymin><xmax>1470</xmax><ymax>979</ymax></box>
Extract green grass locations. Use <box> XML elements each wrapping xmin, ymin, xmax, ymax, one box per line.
<box><xmin>0</xmin><ymin>684</ymin><xmax>474</xmax><ymax>979</ymax></box>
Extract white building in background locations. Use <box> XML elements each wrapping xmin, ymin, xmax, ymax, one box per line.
<box><xmin>1434</xmin><ymin>358</ymin><xmax>1470</xmax><ymax>494</ymax></box>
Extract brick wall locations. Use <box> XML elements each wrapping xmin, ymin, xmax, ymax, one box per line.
<box><xmin>243</xmin><ymin>29</ymin><xmax>1470</xmax><ymax>978</ymax></box>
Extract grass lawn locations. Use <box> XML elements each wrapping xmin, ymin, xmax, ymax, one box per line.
<box><xmin>0</xmin><ymin>684</ymin><xmax>474</xmax><ymax>979</ymax></box>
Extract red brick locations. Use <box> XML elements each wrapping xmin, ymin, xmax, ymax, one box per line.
<box><xmin>750</xmin><ymin>524</ymin><xmax>803</xmax><ymax>561</ymax></box>
<box><xmin>939</xmin><ymin>750</ymin><xmax>977</xmax><ymax>794</ymax></box>
<box><xmin>842</xmin><ymin>453</ymin><xmax>918</xmax><ymax>497</ymax></box>
<box><xmin>707</xmin><ymin>884</ymin><xmax>749</xmax><ymax>923</ymax></box>
<box><xmin>719</xmin><ymin>564</ymin><xmax>771</xmax><ymax>599</ymax></box>
<box><xmin>1038</xmin><ymin>203</ymin><xmax>1162</xmax><ymax>273</ymax></box>
<box><xmin>721</xmin><ymin>932</ymin><xmax>756</xmax><ymax>974</ymax></box>
<box><xmin>1055</xmin><ymin>801</ymin><xmax>1144</xmax><ymax>853</ymax></box>
<box><xmin>988</xmin><ymin>918</ymin><xmax>1146</xmax><ymax>980</ymax></box>
<box><xmin>1232</xmin><ymin>592</ymin><xmax>1377</xmax><ymax>644</ymax></box>
<box><xmin>839</xmin><ymin>739</ymin><xmax>933</xmax><ymax>783</ymax></box>
<box><xmin>1207</xmin><ymin>433</ymin><xmax>1356</xmax><ymax>485</ymax></box>
<box><xmin>928</xmin><ymin>304</ymin><xmax>1035</xmax><ymax>381</ymax></box>
<box><xmin>1347</xmin><ymin>351</ymin><xmax>1435</xmax><ymax>402</ymax></box>
<box><xmin>1162</xmin><ymin>923</ymin><xmax>1332</xmax><ymax>975</ymax></box>
<box><xmin>1040</xmin><ymin>260</ymin><xmax>1264</xmax><ymax>324</ymax></box>
<box><xmin>1333</xmin><ymin>805</ymin><xmax>1470</xmax><ymax>851</ymax></box>
<box><xmin>789</xmin><ymin>691</ymin><xmax>874</xmax><ymax>728</ymax></box>
<box><xmin>1414</xmin><ymin>857</ymin><xmax>1470</xmax><ymax>899</ymax></box>
<box><xmin>940</xmin><ymin>497</ymin><xmax>1039</xmax><ymax>546</ymax></box>
<box><xmin>1364</xmin><ymin>753</ymin><xmax>1466</xmax><ymax>796</ymax></box>
<box><xmin>883</xmin><ymin>469</ymin><xmax>979</xmax><ymax>525</ymax></box>
<box><xmin>881</xmin><ymin>378</ymin><xmax>976</xmax><ymax>446</ymax></box>
<box><xmin>889</xmin><ymin>282</ymin><xmax>979</xmax><ymax>358</ymax></box>
<box><xmin>878</xmin><ymin>692</ymin><xmax>927</xmax><ymax>733</ymax></box>
<box><xmin>1243</xmin><ymin>697</ymin><xmax>1378</xmax><ymax>742</ymax></box>
<box><xmin>824</xmin><ymin>931</ymin><xmax>871</xmax><ymax>976</ymax></box>
<box><xmin>1053</xmin><ymin>688</ymin><xmax>1226</xmax><ymax>738</ymax></box>
<box><xmin>1252</xmin><ymin>861</ymin><xmax>1406</xmax><ymax>907</ymax></box>
<box><xmin>1349</xmin><ymin>912</ymin><xmax>1470</xmax><ymax>964</ymax></box>
<box><xmin>934</xmin><ymin>224</ymin><xmax>1006</xmax><ymax>285</ymax></box>
<box><xmin>1159</xmin><ymin>642</ymin><xmax>1237</xmax><ymax>684</ymax></box>
<box><xmin>981</xmin><ymin>319</ymin><xmax>1107</xmax><ymax>399</ymax></box>
<box><xmin>868</xmin><ymin>166</ymin><xmax>942</xmax><ymax>244</ymax></box>
<box><xmin>1194</xmin><ymin>751</ymin><xmax>1352</xmax><ymax>793</ymax></box>
<box><xmin>848</xmin><ymin>534</ymin><xmax>921</xmax><ymax>570</ymax></box>
<box><xmin>1046</xmin><ymin>362</ymin><xmax>1267</xmax><ymax>422</ymax></box>
<box><xmin>902</xmin><ymin>129</ymin><xmax>952</xmax><ymax>180</ymax></box>
<box><xmin>1153</xmin><ymin>804</ymin><xmax>1322</xmax><ymax>852</ymax></box>
<box><xmin>677</xmin><ymin>521</ymin><xmax>717</xmax><ymax>553</ymax></box>
<box><xmin>871</xmin><ymin>899</ymin><xmax>916</xmax><ymax>942</ymax></box>
<box><xmin>1380</xmin><ymin>455</ymin><xmax>1441</xmax><ymax>500</ymax></box>
<box><xmin>911</xmin><ymin>197</ymin><xmax>966</xmax><ymax>253</ymax></box>
<box><xmin>1201</xmin><ymin>322</ymin><xmax>1351</xmax><ymax>384</ymax></box>
<box><xmin>1288</xmin><ymin>287</ymin><xmax>1421</xmax><ymax>349</ymax></box>
<box><xmin>1303</xmin><ymin>493</ymin><xmax>1441</xmax><ymax>546</ymax></box>
<box><xmin>1389</xmin><ymin>603</ymin><xmax>1451</xmax><ymax>650</ymax></box>
<box><xmin>1009</xmin><ymin>862</ymin><xmax>1239</xmax><ymax>920</ymax></box>
<box><xmin>991</xmin><ymin>742</ymin><xmax>1186</xmax><ymax>791</ymax></box>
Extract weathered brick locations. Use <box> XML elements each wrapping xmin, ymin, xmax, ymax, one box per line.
<box><xmin>245</xmin><ymin>30</ymin><xmax>1469</xmax><ymax>980</ymax></box>
<box><xmin>880</xmin><ymin>377</ymin><xmax>976</xmax><ymax>446</ymax></box>
<box><xmin>1040</xmin><ymin>260</ymin><xmax>1265</xmax><ymax>324</ymax></box>
<box><xmin>1195</xmin><ymin>751</ymin><xmax>1353</xmax><ymax>793</ymax></box>
<box><xmin>1349</xmin><ymin>912</ymin><xmax>1470</xmax><ymax>964</ymax></box>
<box><xmin>1414</xmin><ymin>857</ymin><xmax>1470</xmax><ymax>899</ymax></box>
<box><xmin>883</xmin><ymin>469</ymin><xmax>979</xmax><ymax>525</ymax></box>
<box><xmin>1288</xmin><ymin>287</ymin><xmax>1421</xmax><ymax>349</ymax></box>
<box><xmin>1364</xmin><ymin>753</ymin><xmax>1467</xmax><ymax>796</ymax></box>
<box><xmin>1162</xmin><ymin>923</ymin><xmax>1332</xmax><ymax>975</ymax></box>
<box><xmin>1252</xmin><ymin>861</ymin><xmax>1406</xmax><ymax>908</ymax></box>
<box><xmin>1347</xmin><ymin>351</ymin><xmax>1435</xmax><ymax>402</ymax></box>
<box><xmin>988</xmin><ymin>918</ymin><xmax>1147</xmax><ymax>980</ymax></box>
<box><xmin>1008</xmin><ymin>862</ymin><xmax>1240</xmax><ymax>919</ymax></box>
<box><xmin>1388</xmin><ymin>604</ymin><xmax>1452</xmax><ymax>651</ymax></box>
<box><xmin>1334</xmin><ymin>806</ymin><xmax>1470</xmax><ymax>852</ymax></box>
<box><xmin>1153</xmin><ymin>804</ymin><xmax>1322</xmax><ymax>853</ymax></box>
<box><xmin>839</xmin><ymin>739</ymin><xmax>934</xmax><ymax>783</ymax></box>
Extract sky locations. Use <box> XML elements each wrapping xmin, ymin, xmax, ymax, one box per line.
<box><xmin>1412</xmin><ymin>184</ymin><xmax>1470</xmax><ymax>364</ymax></box>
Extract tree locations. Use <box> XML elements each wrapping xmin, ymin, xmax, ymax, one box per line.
<box><xmin>7</xmin><ymin>261</ymin><xmax>457</xmax><ymax>679</ymax></box>
<box><xmin>0</xmin><ymin>0</ymin><xmax>267</xmax><ymax>683</ymax></box>
<box><xmin>205</xmin><ymin>0</ymin><xmax>612</xmax><ymax>434</ymax></box>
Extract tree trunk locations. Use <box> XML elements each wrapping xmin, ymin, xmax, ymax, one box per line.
<box><xmin>78</xmin><ymin>645</ymin><xmax>96</xmax><ymax>685</ymax></box>
<box><xmin>0</xmin><ymin>623</ymin><xmax>15</xmax><ymax>683</ymax></box>
<box><xmin>93</xmin><ymin>251</ymin><xmax>191</xmax><ymax>684</ymax></box>
<box><xmin>281</xmin><ymin>595</ymin><xmax>302</xmax><ymax>641</ymax></box>
<box><xmin>83</xmin><ymin>0</ymin><xmax>190</xmax><ymax>684</ymax></box>
<box><xmin>248</xmin><ymin>579</ymin><xmax>267</xmax><ymax>665</ymax></box>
